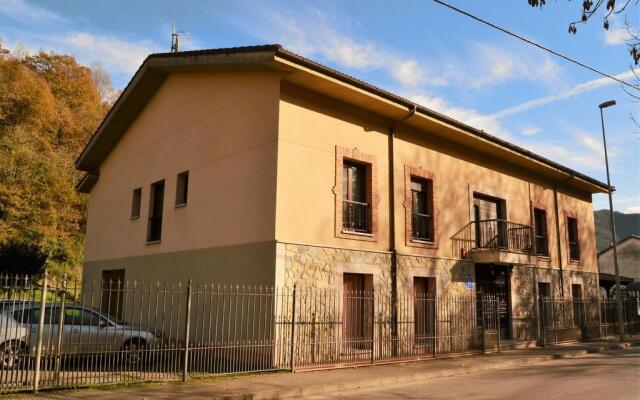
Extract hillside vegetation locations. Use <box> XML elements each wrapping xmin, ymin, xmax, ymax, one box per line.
<box><xmin>0</xmin><ymin>41</ymin><xmax>109</xmax><ymax>279</ymax></box>
<box><xmin>594</xmin><ymin>210</ymin><xmax>640</xmax><ymax>252</ymax></box>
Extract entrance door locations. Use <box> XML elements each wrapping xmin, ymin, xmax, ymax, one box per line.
<box><xmin>475</xmin><ymin>265</ymin><xmax>511</xmax><ymax>340</ymax></box>
<box><xmin>343</xmin><ymin>273</ymin><xmax>372</xmax><ymax>349</ymax></box>
<box><xmin>413</xmin><ymin>277</ymin><xmax>436</xmax><ymax>347</ymax></box>
<box><xmin>571</xmin><ymin>284</ymin><xmax>584</xmax><ymax>335</ymax></box>
<box><xmin>538</xmin><ymin>282</ymin><xmax>552</xmax><ymax>336</ymax></box>
<box><xmin>102</xmin><ymin>269</ymin><xmax>125</xmax><ymax>320</ymax></box>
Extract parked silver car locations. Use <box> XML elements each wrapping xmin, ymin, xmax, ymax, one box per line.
<box><xmin>0</xmin><ymin>301</ymin><xmax>161</xmax><ymax>369</ymax></box>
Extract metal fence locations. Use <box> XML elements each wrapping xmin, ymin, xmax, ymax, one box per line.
<box><xmin>1</xmin><ymin>274</ymin><xmax>639</xmax><ymax>394</ymax></box>
<box><xmin>539</xmin><ymin>296</ymin><xmax>640</xmax><ymax>344</ymax></box>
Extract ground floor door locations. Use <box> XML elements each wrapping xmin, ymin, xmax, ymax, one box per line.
<box><xmin>413</xmin><ymin>277</ymin><xmax>436</xmax><ymax>346</ymax></box>
<box><xmin>475</xmin><ymin>264</ymin><xmax>511</xmax><ymax>340</ymax></box>
<box><xmin>343</xmin><ymin>273</ymin><xmax>373</xmax><ymax>349</ymax></box>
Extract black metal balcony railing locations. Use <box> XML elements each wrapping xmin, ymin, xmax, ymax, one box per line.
<box><xmin>451</xmin><ymin>219</ymin><xmax>534</xmax><ymax>258</ymax></box>
<box><xmin>412</xmin><ymin>212</ymin><xmax>433</xmax><ymax>242</ymax></box>
<box><xmin>569</xmin><ymin>242</ymin><xmax>580</xmax><ymax>261</ymax></box>
<box><xmin>343</xmin><ymin>200</ymin><xmax>369</xmax><ymax>233</ymax></box>
<box><xmin>535</xmin><ymin>235</ymin><xmax>549</xmax><ymax>257</ymax></box>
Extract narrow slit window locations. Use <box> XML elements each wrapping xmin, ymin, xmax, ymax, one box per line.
<box><xmin>147</xmin><ymin>180</ymin><xmax>165</xmax><ymax>242</ymax></box>
<box><xmin>567</xmin><ymin>217</ymin><xmax>580</xmax><ymax>261</ymax></box>
<box><xmin>131</xmin><ymin>188</ymin><xmax>141</xmax><ymax>219</ymax></box>
<box><xmin>175</xmin><ymin>171</ymin><xmax>189</xmax><ymax>206</ymax></box>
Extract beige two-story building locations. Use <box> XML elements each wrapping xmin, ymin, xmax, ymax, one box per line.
<box><xmin>76</xmin><ymin>45</ymin><xmax>609</xmax><ymax>343</ymax></box>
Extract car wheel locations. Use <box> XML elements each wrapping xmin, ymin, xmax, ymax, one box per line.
<box><xmin>1</xmin><ymin>340</ymin><xmax>27</xmax><ymax>370</ymax></box>
<box><xmin>122</xmin><ymin>339</ymin><xmax>146</xmax><ymax>367</ymax></box>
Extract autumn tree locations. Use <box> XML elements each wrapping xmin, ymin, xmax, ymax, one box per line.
<box><xmin>0</xmin><ymin>41</ymin><xmax>108</xmax><ymax>278</ymax></box>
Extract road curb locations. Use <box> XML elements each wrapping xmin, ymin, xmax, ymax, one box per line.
<box><xmin>212</xmin><ymin>343</ymin><xmax>637</xmax><ymax>400</ymax></box>
<box><xmin>212</xmin><ymin>355</ymin><xmax>556</xmax><ymax>399</ymax></box>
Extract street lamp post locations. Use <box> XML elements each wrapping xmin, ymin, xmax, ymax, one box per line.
<box><xmin>598</xmin><ymin>99</ymin><xmax>625</xmax><ymax>341</ymax></box>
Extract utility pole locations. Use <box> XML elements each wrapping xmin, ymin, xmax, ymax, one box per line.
<box><xmin>598</xmin><ymin>99</ymin><xmax>625</xmax><ymax>341</ymax></box>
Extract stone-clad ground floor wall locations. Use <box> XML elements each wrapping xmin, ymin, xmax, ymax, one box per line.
<box><xmin>277</xmin><ymin>242</ymin><xmax>601</xmax><ymax>348</ymax></box>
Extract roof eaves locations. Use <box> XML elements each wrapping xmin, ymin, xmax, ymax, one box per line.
<box><xmin>274</xmin><ymin>47</ymin><xmax>611</xmax><ymax>192</ymax></box>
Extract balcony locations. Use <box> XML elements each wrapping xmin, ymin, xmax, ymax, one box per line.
<box><xmin>451</xmin><ymin>219</ymin><xmax>535</xmax><ymax>265</ymax></box>
<box><xmin>343</xmin><ymin>200</ymin><xmax>370</xmax><ymax>234</ymax></box>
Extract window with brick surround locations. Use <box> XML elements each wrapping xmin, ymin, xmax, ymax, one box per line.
<box><xmin>533</xmin><ymin>208</ymin><xmax>549</xmax><ymax>256</ymax></box>
<box><xmin>404</xmin><ymin>166</ymin><xmax>437</xmax><ymax>249</ymax></box>
<box><xmin>334</xmin><ymin>147</ymin><xmax>378</xmax><ymax>241</ymax></box>
<box><xmin>342</xmin><ymin>161</ymin><xmax>369</xmax><ymax>233</ymax></box>
<box><xmin>410</xmin><ymin>177</ymin><xmax>434</xmax><ymax>242</ymax></box>
<box><xmin>567</xmin><ymin>217</ymin><xmax>580</xmax><ymax>261</ymax></box>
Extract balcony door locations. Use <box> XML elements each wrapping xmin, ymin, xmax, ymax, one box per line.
<box><xmin>473</xmin><ymin>194</ymin><xmax>506</xmax><ymax>248</ymax></box>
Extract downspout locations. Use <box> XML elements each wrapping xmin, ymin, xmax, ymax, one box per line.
<box><xmin>389</xmin><ymin>105</ymin><xmax>416</xmax><ymax>355</ymax></box>
<box><xmin>553</xmin><ymin>173</ymin><xmax>574</xmax><ymax>298</ymax></box>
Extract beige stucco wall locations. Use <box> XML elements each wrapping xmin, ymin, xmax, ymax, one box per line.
<box><xmin>275</xmin><ymin>85</ymin><xmax>391</xmax><ymax>253</ymax></box>
<box><xmin>275</xmin><ymin>84</ymin><xmax>598</xmax><ymax>274</ymax></box>
<box><xmin>84</xmin><ymin>72</ymin><xmax>280</xmax><ymax>268</ymax></box>
<box><xmin>598</xmin><ymin>237</ymin><xmax>640</xmax><ymax>281</ymax></box>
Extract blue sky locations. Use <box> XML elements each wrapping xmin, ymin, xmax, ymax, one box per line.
<box><xmin>1</xmin><ymin>0</ymin><xmax>638</xmax><ymax>213</ymax></box>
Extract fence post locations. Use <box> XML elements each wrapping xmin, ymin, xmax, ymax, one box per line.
<box><xmin>603</xmin><ymin>297</ymin><xmax>608</xmax><ymax>338</ymax></box>
<box><xmin>182</xmin><ymin>278</ymin><xmax>192</xmax><ymax>382</ymax></box>
<box><xmin>33</xmin><ymin>270</ymin><xmax>48</xmax><ymax>393</ymax></box>
<box><xmin>495</xmin><ymin>295</ymin><xmax>501</xmax><ymax>353</ymax></box>
<box><xmin>581</xmin><ymin>299</ymin><xmax>587</xmax><ymax>340</ymax></box>
<box><xmin>290</xmin><ymin>285</ymin><xmax>297</xmax><ymax>372</ymax></box>
<box><xmin>480</xmin><ymin>294</ymin><xmax>486</xmax><ymax>354</ymax></box>
<box><xmin>551</xmin><ymin>298</ymin><xmax>557</xmax><ymax>344</ymax></box>
<box><xmin>370</xmin><ymin>288</ymin><xmax>375</xmax><ymax>364</ymax></box>
<box><xmin>433</xmin><ymin>295</ymin><xmax>438</xmax><ymax>359</ymax></box>
<box><xmin>54</xmin><ymin>275</ymin><xmax>67</xmax><ymax>386</ymax></box>
<box><xmin>541</xmin><ymin>299</ymin><xmax>547</xmax><ymax>347</ymax></box>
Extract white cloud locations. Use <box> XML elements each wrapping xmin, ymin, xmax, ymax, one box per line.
<box><xmin>392</xmin><ymin>60</ymin><xmax>426</xmax><ymax>87</ymax></box>
<box><xmin>487</xmin><ymin>69</ymin><xmax>638</xmax><ymax>120</ymax></box>
<box><xmin>604</xmin><ymin>26</ymin><xmax>635</xmax><ymax>46</ymax></box>
<box><xmin>251</xmin><ymin>9</ymin><xmax>564</xmax><ymax>92</ymax></box>
<box><xmin>0</xmin><ymin>0</ymin><xmax>64</xmax><ymax>24</ymax></box>
<box><xmin>261</xmin><ymin>10</ymin><xmax>443</xmax><ymax>89</ymax></box>
<box><xmin>50</xmin><ymin>32</ymin><xmax>161</xmax><ymax>75</ymax></box>
<box><xmin>469</xmin><ymin>43</ymin><xmax>562</xmax><ymax>89</ymax></box>
<box><xmin>521</xmin><ymin>126</ymin><xmax>541</xmax><ymax>136</ymax></box>
<box><xmin>626</xmin><ymin>206</ymin><xmax>640</xmax><ymax>213</ymax></box>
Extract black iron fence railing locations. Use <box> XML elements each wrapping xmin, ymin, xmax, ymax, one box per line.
<box><xmin>411</xmin><ymin>213</ymin><xmax>433</xmax><ymax>242</ymax></box>
<box><xmin>342</xmin><ymin>200</ymin><xmax>369</xmax><ymax>233</ymax></box>
<box><xmin>0</xmin><ymin>274</ymin><xmax>638</xmax><ymax>394</ymax></box>
<box><xmin>451</xmin><ymin>219</ymin><xmax>534</xmax><ymax>258</ymax></box>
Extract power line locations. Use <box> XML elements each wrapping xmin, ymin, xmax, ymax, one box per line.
<box><xmin>431</xmin><ymin>0</ymin><xmax>640</xmax><ymax>92</ymax></box>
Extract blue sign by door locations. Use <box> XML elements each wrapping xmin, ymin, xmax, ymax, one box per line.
<box><xmin>465</xmin><ymin>277</ymin><xmax>473</xmax><ymax>289</ymax></box>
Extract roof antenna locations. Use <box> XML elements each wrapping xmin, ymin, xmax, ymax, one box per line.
<box><xmin>171</xmin><ymin>20</ymin><xmax>179</xmax><ymax>53</ymax></box>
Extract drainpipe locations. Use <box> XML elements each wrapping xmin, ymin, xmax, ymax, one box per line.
<box><xmin>388</xmin><ymin>105</ymin><xmax>416</xmax><ymax>355</ymax></box>
<box><xmin>553</xmin><ymin>174</ymin><xmax>574</xmax><ymax>298</ymax></box>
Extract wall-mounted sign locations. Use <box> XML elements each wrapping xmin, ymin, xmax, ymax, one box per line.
<box><xmin>465</xmin><ymin>277</ymin><xmax>473</xmax><ymax>289</ymax></box>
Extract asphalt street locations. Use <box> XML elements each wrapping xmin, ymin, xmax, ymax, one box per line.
<box><xmin>308</xmin><ymin>348</ymin><xmax>640</xmax><ymax>400</ymax></box>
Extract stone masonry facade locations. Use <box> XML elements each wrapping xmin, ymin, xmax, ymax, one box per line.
<box><xmin>278</xmin><ymin>242</ymin><xmax>600</xmax><ymax>345</ymax></box>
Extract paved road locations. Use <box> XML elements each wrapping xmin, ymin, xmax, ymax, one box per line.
<box><xmin>309</xmin><ymin>348</ymin><xmax>640</xmax><ymax>400</ymax></box>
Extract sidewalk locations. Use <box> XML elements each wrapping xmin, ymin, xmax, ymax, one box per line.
<box><xmin>8</xmin><ymin>338</ymin><xmax>639</xmax><ymax>400</ymax></box>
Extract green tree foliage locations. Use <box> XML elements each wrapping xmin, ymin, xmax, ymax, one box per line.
<box><xmin>0</xmin><ymin>40</ymin><xmax>108</xmax><ymax>279</ymax></box>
